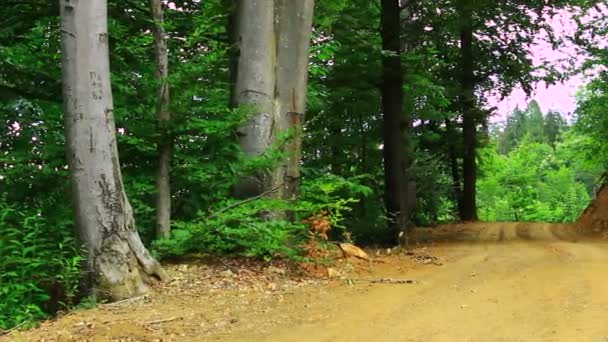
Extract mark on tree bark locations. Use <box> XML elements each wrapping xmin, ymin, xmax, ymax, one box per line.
<box><xmin>287</xmin><ymin>111</ymin><xmax>300</xmax><ymax>125</ymax></box>
<box><xmin>89</xmin><ymin>131</ymin><xmax>95</xmax><ymax>153</ymax></box>
<box><xmin>89</xmin><ymin>72</ymin><xmax>103</xmax><ymax>100</ymax></box>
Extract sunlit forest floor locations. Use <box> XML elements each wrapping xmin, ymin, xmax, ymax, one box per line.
<box><xmin>8</xmin><ymin>223</ymin><xmax>608</xmax><ymax>342</ymax></box>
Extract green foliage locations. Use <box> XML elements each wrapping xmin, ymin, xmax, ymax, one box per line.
<box><xmin>413</xmin><ymin>149</ymin><xmax>458</xmax><ymax>225</ymax></box>
<box><xmin>152</xmin><ymin>174</ymin><xmax>372</xmax><ymax>260</ymax></box>
<box><xmin>298</xmin><ymin>173</ymin><xmax>374</xmax><ymax>229</ymax></box>
<box><xmin>573</xmin><ymin>80</ymin><xmax>608</xmax><ymax>170</ymax></box>
<box><xmin>154</xmin><ymin>199</ymin><xmax>304</xmax><ymax>260</ymax></box>
<box><xmin>495</xmin><ymin>101</ymin><xmax>564</xmax><ymax>155</ymax></box>
<box><xmin>0</xmin><ymin>205</ymin><xmax>83</xmax><ymax>330</ymax></box>
<box><xmin>478</xmin><ymin>105</ymin><xmax>600</xmax><ymax>223</ymax></box>
<box><xmin>1</xmin><ymin>0</ymin><xmax>606</xmax><ymax>331</ymax></box>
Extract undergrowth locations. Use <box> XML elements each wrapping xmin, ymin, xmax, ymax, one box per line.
<box><xmin>0</xmin><ymin>205</ymin><xmax>83</xmax><ymax>330</ymax></box>
<box><xmin>152</xmin><ymin>174</ymin><xmax>372</xmax><ymax>260</ymax></box>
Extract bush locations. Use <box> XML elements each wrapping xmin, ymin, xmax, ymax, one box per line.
<box><xmin>152</xmin><ymin>174</ymin><xmax>372</xmax><ymax>260</ymax></box>
<box><xmin>0</xmin><ymin>205</ymin><xmax>83</xmax><ymax>330</ymax></box>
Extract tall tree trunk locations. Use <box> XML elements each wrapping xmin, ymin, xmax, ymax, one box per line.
<box><xmin>274</xmin><ymin>0</ymin><xmax>315</xmax><ymax>200</ymax></box>
<box><xmin>380</xmin><ymin>0</ymin><xmax>407</xmax><ymax>236</ymax></box>
<box><xmin>151</xmin><ymin>0</ymin><xmax>172</xmax><ymax>239</ymax></box>
<box><xmin>231</xmin><ymin>0</ymin><xmax>314</xmax><ymax>202</ymax></box>
<box><xmin>401</xmin><ymin>0</ymin><xmax>416</xmax><ymax>231</ymax></box>
<box><xmin>231</xmin><ymin>0</ymin><xmax>277</xmax><ymax>199</ymax></box>
<box><xmin>330</xmin><ymin>124</ymin><xmax>342</xmax><ymax>174</ymax></box>
<box><xmin>60</xmin><ymin>0</ymin><xmax>167</xmax><ymax>301</ymax></box>
<box><xmin>457</xmin><ymin>0</ymin><xmax>478</xmax><ymax>221</ymax></box>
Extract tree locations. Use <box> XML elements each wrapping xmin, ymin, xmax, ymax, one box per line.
<box><xmin>544</xmin><ymin>110</ymin><xmax>566</xmax><ymax>147</ymax></box>
<box><xmin>59</xmin><ymin>0</ymin><xmax>167</xmax><ymax>300</ymax></box>
<box><xmin>496</xmin><ymin>107</ymin><xmax>524</xmax><ymax>154</ymax></box>
<box><xmin>525</xmin><ymin>100</ymin><xmax>546</xmax><ymax>143</ymax></box>
<box><xmin>151</xmin><ymin>0</ymin><xmax>172</xmax><ymax>239</ymax></box>
<box><xmin>456</xmin><ymin>0</ymin><xmax>478</xmax><ymax>221</ymax></box>
<box><xmin>380</xmin><ymin>0</ymin><xmax>408</xmax><ymax>236</ymax></box>
<box><xmin>230</xmin><ymin>0</ymin><xmax>315</xmax><ymax>202</ymax></box>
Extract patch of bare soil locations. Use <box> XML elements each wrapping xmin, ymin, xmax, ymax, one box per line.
<box><xmin>4</xmin><ymin>250</ymin><xmax>423</xmax><ymax>342</ymax></box>
<box><xmin>577</xmin><ymin>182</ymin><xmax>608</xmax><ymax>237</ymax></box>
<box><xmin>7</xmin><ymin>222</ymin><xmax>608</xmax><ymax>342</ymax></box>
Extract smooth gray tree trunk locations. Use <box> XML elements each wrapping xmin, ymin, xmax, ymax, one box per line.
<box><xmin>232</xmin><ymin>0</ymin><xmax>277</xmax><ymax>198</ymax></box>
<box><xmin>151</xmin><ymin>0</ymin><xmax>172</xmax><ymax>239</ymax></box>
<box><xmin>231</xmin><ymin>0</ymin><xmax>314</xmax><ymax>202</ymax></box>
<box><xmin>274</xmin><ymin>0</ymin><xmax>315</xmax><ymax>200</ymax></box>
<box><xmin>60</xmin><ymin>0</ymin><xmax>167</xmax><ymax>301</ymax></box>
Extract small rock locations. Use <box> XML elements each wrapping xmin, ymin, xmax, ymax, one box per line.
<box><xmin>326</xmin><ymin>267</ymin><xmax>340</xmax><ymax>279</ymax></box>
<box><xmin>220</xmin><ymin>270</ymin><xmax>235</xmax><ymax>277</ymax></box>
<box><xmin>266</xmin><ymin>266</ymin><xmax>286</xmax><ymax>275</ymax></box>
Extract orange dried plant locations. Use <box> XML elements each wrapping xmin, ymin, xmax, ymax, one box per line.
<box><xmin>302</xmin><ymin>210</ymin><xmax>332</xmax><ymax>240</ymax></box>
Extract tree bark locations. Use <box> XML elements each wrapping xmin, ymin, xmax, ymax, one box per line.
<box><xmin>231</xmin><ymin>0</ymin><xmax>277</xmax><ymax>198</ymax></box>
<box><xmin>60</xmin><ymin>0</ymin><xmax>167</xmax><ymax>301</ymax></box>
<box><xmin>401</xmin><ymin>0</ymin><xmax>416</xmax><ymax>229</ymax></box>
<box><xmin>151</xmin><ymin>0</ymin><xmax>172</xmax><ymax>239</ymax></box>
<box><xmin>457</xmin><ymin>0</ymin><xmax>478</xmax><ymax>221</ymax></box>
<box><xmin>380</xmin><ymin>0</ymin><xmax>407</xmax><ymax>236</ymax></box>
<box><xmin>231</xmin><ymin>0</ymin><xmax>314</xmax><ymax>202</ymax></box>
<box><xmin>274</xmin><ymin>0</ymin><xmax>315</xmax><ymax>200</ymax></box>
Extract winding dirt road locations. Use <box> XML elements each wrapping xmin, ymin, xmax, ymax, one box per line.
<box><xmin>240</xmin><ymin>222</ymin><xmax>608</xmax><ymax>342</ymax></box>
<box><xmin>9</xmin><ymin>222</ymin><xmax>608</xmax><ymax>342</ymax></box>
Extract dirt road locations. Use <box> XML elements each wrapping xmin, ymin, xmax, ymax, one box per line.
<box><xmin>9</xmin><ymin>222</ymin><xmax>608</xmax><ymax>342</ymax></box>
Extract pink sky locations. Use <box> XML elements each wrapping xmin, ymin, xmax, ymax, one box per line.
<box><xmin>488</xmin><ymin>8</ymin><xmax>601</xmax><ymax>122</ymax></box>
<box><xmin>491</xmin><ymin>77</ymin><xmax>583</xmax><ymax>122</ymax></box>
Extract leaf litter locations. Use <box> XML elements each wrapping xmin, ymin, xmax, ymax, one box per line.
<box><xmin>8</xmin><ymin>242</ymin><xmax>442</xmax><ymax>342</ymax></box>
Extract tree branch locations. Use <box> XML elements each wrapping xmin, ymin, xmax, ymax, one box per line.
<box><xmin>207</xmin><ymin>185</ymin><xmax>281</xmax><ymax>219</ymax></box>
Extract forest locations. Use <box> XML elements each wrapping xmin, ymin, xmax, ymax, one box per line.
<box><xmin>1</xmin><ymin>0</ymin><xmax>607</xmax><ymax>338</ymax></box>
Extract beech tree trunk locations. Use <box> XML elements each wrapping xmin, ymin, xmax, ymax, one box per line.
<box><xmin>231</xmin><ymin>0</ymin><xmax>314</xmax><ymax>201</ymax></box>
<box><xmin>457</xmin><ymin>0</ymin><xmax>478</xmax><ymax>221</ymax></box>
<box><xmin>274</xmin><ymin>0</ymin><xmax>315</xmax><ymax>200</ymax></box>
<box><xmin>380</xmin><ymin>0</ymin><xmax>408</xmax><ymax>235</ymax></box>
<box><xmin>151</xmin><ymin>0</ymin><xmax>172</xmax><ymax>239</ymax></box>
<box><xmin>60</xmin><ymin>0</ymin><xmax>167</xmax><ymax>300</ymax></box>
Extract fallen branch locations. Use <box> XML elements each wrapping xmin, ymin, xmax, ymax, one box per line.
<box><xmin>102</xmin><ymin>295</ymin><xmax>147</xmax><ymax>307</ymax></box>
<box><xmin>349</xmin><ymin>277</ymin><xmax>417</xmax><ymax>284</ymax></box>
<box><xmin>0</xmin><ymin>321</ymin><xmax>27</xmax><ymax>335</ymax></box>
<box><xmin>143</xmin><ymin>316</ymin><xmax>181</xmax><ymax>325</ymax></box>
<box><xmin>207</xmin><ymin>185</ymin><xmax>281</xmax><ymax>219</ymax></box>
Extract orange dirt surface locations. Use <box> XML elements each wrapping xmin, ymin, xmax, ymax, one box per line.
<box><xmin>577</xmin><ymin>183</ymin><xmax>608</xmax><ymax>237</ymax></box>
<box><xmin>6</xmin><ymin>222</ymin><xmax>608</xmax><ymax>342</ymax></box>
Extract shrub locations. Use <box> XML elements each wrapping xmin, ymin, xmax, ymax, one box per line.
<box><xmin>0</xmin><ymin>205</ymin><xmax>83</xmax><ymax>330</ymax></box>
<box><xmin>152</xmin><ymin>174</ymin><xmax>372</xmax><ymax>260</ymax></box>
